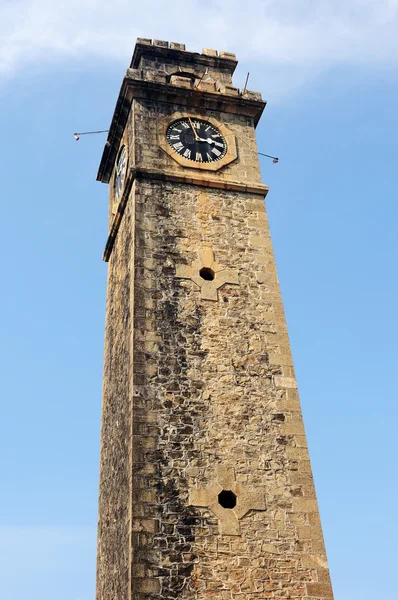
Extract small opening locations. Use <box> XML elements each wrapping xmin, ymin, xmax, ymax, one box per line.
<box><xmin>218</xmin><ymin>490</ymin><xmax>237</xmax><ymax>509</ymax></box>
<box><xmin>199</xmin><ymin>267</ymin><xmax>215</xmax><ymax>281</ymax></box>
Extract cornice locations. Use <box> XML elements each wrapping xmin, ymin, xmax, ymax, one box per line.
<box><xmin>130</xmin><ymin>166</ymin><xmax>268</xmax><ymax>196</ymax></box>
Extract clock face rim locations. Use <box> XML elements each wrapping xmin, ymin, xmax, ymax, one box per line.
<box><xmin>114</xmin><ymin>145</ymin><xmax>127</xmax><ymax>202</ymax></box>
<box><xmin>165</xmin><ymin>118</ymin><xmax>228</xmax><ymax>164</ymax></box>
<box><xmin>158</xmin><ymin>113</ymin><xmax>238</xmax><ymax>172</ymax></box>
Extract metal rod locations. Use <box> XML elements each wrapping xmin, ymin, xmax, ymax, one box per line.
<box><xmin>258</xmin><ymin>152</ymin><xmax>279</xmax><ymax>163</ymax></box>
<box><xmin>74</xmin><ymin>129</ymin><xmax>109</xmax><ymax>136</ymax></box>
<box><xmin>242</xmin><ymin>72</ymin><xmax>250</xmax><ymax>94</ymax></box>
<box><xmin>72</xmin><ymin>127</ymin><xmax>278</xmax><ymax>162</ymax></box>
<box><xmin>195</xmin><ymin>68</ymin><xmax>208</xmax><ymax>88</ymax></box>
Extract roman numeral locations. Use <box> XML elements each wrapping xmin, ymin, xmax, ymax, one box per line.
<box><xmin>182</xmin><ymin>122</ymin><xmax>189</xmax><ymax>129</ymax></box>
<box><xmin>183</xmin><ymin>149</ymin><xmax>191</xmax><ymax>159</ymax></box>
<box><xmin>212</xmin><ymin>133</ymin><xmax>221</xmax><ymax>138</ymax></box>
<box><xmin>195</xmin><ymin>152</ymin><xmax>203</xmax><ymax>162</ymax></box>
<box><xmin>173</xmin><ymin>142</ymin><xmax>184</xmax><ymax>152</ymax></box>
<box><xmin>194</xmin><ymin>122</ymin><xmax>200</xmax><ymax>129</ymax></box>
<box><xmin>206</xmin><ymin>153</ymin><xmax>212</xmax><ymax>162</ymax></box>
<box><xmin>205</xmin><ymin>126</ymin><xmax>211</xmax><ymax>131</ymax></box>
<box><xmin>212</xmin><ymin>147</ymin><xmax>221</xmax><ymax>157</ymax></box>
<box><xmin>169</xmin><ymin>135</ymin><xmax>179</xmax><ymax>140</ymax></box>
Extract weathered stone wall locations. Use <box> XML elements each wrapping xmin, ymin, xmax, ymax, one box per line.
<box><xmin>97</xmin><ymin>177</ymin><xmax>333</xmax><ymax>599</ymax></box>
<box><xmin>131</xmin><ymin>180</ymin><xmax>333</xmax><ymax>599</ymax></box>
<box><xmin>96</xmin><ymin>182</ymin><xmax>134</xmax><ymax>600</ymax></box>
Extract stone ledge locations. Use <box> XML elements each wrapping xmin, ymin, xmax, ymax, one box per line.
<box><xmin>130</xmin><ymin>166</ymin><xmax>269</xmax><ymax>196</ymax></box>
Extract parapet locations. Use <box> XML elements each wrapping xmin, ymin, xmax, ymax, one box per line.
<box><xmin>131</xmin><ymin>38</ymin><xmax>261</xmax><ymax>100</ymax></box>
<box><xmin>131</xmin><ymin>38</ymin><xmax>238</xmax><ymax>74</ymax></box>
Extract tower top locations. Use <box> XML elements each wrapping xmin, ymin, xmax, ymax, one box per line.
<box><xmin>97</xmin><ymin>38</ymin><xmax>265</xmax><ymax>184</ymax></box>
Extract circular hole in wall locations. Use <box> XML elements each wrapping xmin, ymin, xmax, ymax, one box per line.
<box><xmin>218</xmin><ymin>490</ymin><xmax>237</xmax><ymax>509</ymax></box>
<box><xmin>199</xmin><ymin>267</ymin><xmax>215</xmax><ymax>281</ymax></box>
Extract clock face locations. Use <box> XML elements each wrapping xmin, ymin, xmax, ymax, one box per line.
<box><xmin>115</xmin><ymin>146</ymin><xmax>127</xmax><ymax>201</ymax></box>
<box><xmin>166</xmin><ymin>118</ymin><xmax>228</xmax><ymax>163</ymax></box>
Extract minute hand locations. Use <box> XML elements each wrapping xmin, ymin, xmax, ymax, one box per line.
<box><xmin>198</xmin><ymin>138</ymin><xmax>224</xmax><ymax>147</ymax></box>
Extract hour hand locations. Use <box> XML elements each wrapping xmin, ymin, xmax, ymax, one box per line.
<box><xmin>198</xmin><ymin>138</ymin><xmax>223</xmax><ymax>146</ymax></box>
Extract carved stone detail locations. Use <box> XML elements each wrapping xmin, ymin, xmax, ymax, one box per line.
<box><xmin>189</xmin><ymin>466</ymin><xmax>266</xmax><ymax>535</ymax></box>
<box><xmin>176</xmin><ymin>246</ymin><xmax>239</xmax><ymax>301</ymax></box>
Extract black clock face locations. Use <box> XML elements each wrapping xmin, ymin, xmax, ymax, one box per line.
<box><xmin>115</xmin><ymin>146</ymin><xmax>127</xmax><ymax>201</ymax></box>
<box><xmin>166</xmin><ymin>118</ymin><xmax>227</xmax><ymax>163</ymax></box>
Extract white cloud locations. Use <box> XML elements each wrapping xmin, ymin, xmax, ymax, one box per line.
<box><xmin>1</xmin><ymin>0</ymin><xmax>397</xmax><ymax>92</ymax></box>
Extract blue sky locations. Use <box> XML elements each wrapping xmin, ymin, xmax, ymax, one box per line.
<box><xmin>1</xmin><ymin>1</ymin><xmax>397</xmax><ymax>598</ymax></box>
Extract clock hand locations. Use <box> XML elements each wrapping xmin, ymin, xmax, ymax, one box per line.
<box><xmin>197</xmin><ymin>138</ymin><xmax>223</xmax><ymax>147</ymax></box>
<box><xmin>188</xmin><ymin>117</ymin><xmax>200</xmax><ymax>141</ymax></box>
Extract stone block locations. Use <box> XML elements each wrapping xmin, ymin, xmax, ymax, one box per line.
<box><xmin>306</xmin><ymin>582</ymin><xmax>334</xmax><ymax>597</ymax></box>
<box><xmin>199</xmin><ymin>246</ymin><xmax>214</xmax><ymax>267</ymax></box>
<box><xmin>170</xmin><ymin>42</ymin><xmax>186</xmax><ymax>51</ymax></box>
<box><xmin>242</xmin><ymin>89</ymin><xmax>263</xmax><ymax>101</ymax></box>
<box><xmin>280</xmin><ymin>422</ymin><xmax>305</xmax><ymax>435</ymax></box>
<box><xmin>224</xmin><ymin>85</ymin><xmax>240</xmax><ymax>95</ymax></box>
<box><xmin>217</xmin><ymin>465</ymin><xmax>235</xmax><ymax>489</ymax></box>
<box><xmin>133</xmin><ymin>577</ymin><xmax>161</xmax><ymax>593</ymax></box>
<box><xmin>298</xmin><ymin>525</ymin><xmax>323</xmax><ymax>540</ymax></box>
<box><xmin>301</xmin><ymin>554</ymin><xmax>329</xmax><ymax>570</ymax></box>
<box><xmin>295</xmin><ymin>434</ymin><xmax>309</xmax><ymax>448</ymax></box>
<box><xmin>200</xmin><ymin>280</ymin><xmax>218</xmax><ymax>301</ymax></box>
<box><xmin>190</xmin><ymin>488</ymin><xmax>211</xmax><ymax>506</ymax></box>
<box><xmin>312</xmin><ymin>539</ymin><xmax>327</xmax><ymax>554</ymax></box>
<box><xmin>202</xmin><ymin>48</ymin><xmax>218</xmax><ymax>57</ymax></box>
<box><xmin>286</xmin><ymin>447</ymin><xmax>310</xmax><ymax>461</ymax></box>
<box><xmin>153</xmin><ymin>39</ymin><xmax>168</xmax><ymax>48</ymax></box>
<box><xmin>219</xmin><ymin>51</ymin><xmax>237</xmax><ymax>60</ymax></box>
<box><xmin>203</xmin><ymin>81</ymin><xmax>219</xmax><ymax>93</ymax></box>
<box><xmin>292</xmin><ymin>498</ymin><xmax>319</xmax><ymax>513</ymax></box>
<box><xmin>318</xmin><ymin>568</ymin><xmax>332</xmax><ymax>583</ymax></box>
<box><xmin>170</xmin><ymin>76</ymin><xmax>192</xmax><ymax>88</ymax></box>
<box><xmin>274</xmin><ymin>376</ymin><xmax>297</xmax><ymax>389</ymax></box>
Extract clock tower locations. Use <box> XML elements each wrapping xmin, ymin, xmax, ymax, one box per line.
<box><xmin>96</xmin><ymin>39</ymin><xmax>334</xmax><ymax>600</ymax></box>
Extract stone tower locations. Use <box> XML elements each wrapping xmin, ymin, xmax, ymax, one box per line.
<box><xmin>96</xmin><ymin>38</ymin><xmax>334</xmax><ymax>600</ymax></box>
